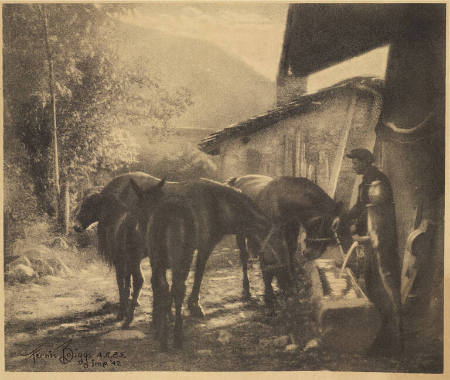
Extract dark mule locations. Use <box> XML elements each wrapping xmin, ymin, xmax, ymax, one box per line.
<box><xmin>227</xmin><ymin>175</ymin><xmax>344</xmax><ymax>278</ymax></box>
<box><xmin>129</xmin><ymin>178</ymin><xmax>292</xmax><ymax>350</ymax></box>
<box><xmin>73</xmin><ymin>172</ymin><xmax>175</xmax><ymax>327</ymax></box>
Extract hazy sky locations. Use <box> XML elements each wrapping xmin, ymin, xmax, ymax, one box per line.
<box><xmin>121</xmin><ymin>3</ymin><xmax>288</xmax><ymax>81</ymax></box>
<box><xmin>121</xmin><ymin>3</ymin><xmax>388</xmax><ymax>88</ymax></box>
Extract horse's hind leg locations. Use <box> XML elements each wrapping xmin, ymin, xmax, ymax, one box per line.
<box><xmin>172</xmin><ymin>268</ymin><xmax>189</xmax><ymax>348</ymax></box>
<box><xmin>236</xmin><ymin>234</ymin><xmax>251</xmax><ymax>300</ymax></box>
<box><xmin>123</xmin><ymin>263</ymin><xmax>144</xmax><ymax>329</ymax></box>
<box><xmin>150</xmin><ymin>272</ymin><xmax>160</xmax><ymax>339</ymax></box>
<box><xmin>261</xmin><ymin>269</ymin><xmax>276</xmax><ymax>316</ymax></box>
<box><xmin>151</xmin><ymin>267</ymin><xmax>170</xmax><ymax>351</ymax></box>
<box><xmin>187</xmin><ymin>248</ymin><xmax>212</xmax><ymax>318</ymax></box>
<box><xmin>158</xmin><ymin>269</ymin><xmax>170</xmax><ymax>352</ymax></box>
<box><xmin>284</xmin><ymin>223</ymin><xmax>299</xmax><ymax>285</ymax></box>
<box><xmin>115</xmin><ymin>265</ymin><xmax>128</xmax><ymax>321</ymax></box>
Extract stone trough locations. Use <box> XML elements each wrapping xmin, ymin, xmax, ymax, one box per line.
<box><xmin>309</xmin><ymin>257</ymin><xmax>381</xmax><ymax>353</ymax></box>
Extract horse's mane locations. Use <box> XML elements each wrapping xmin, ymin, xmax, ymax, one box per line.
<box><xmin>83</xmin><ymin>186</ymin><xmax>104</xmax><ymax>198</ymax></box>
<box><xmin>279</xmin><ymin>176</ymin><xmax>340</xmax><ymax>215</ymax></box>
<box><xmin>200</xmin><ymin>177</ymin><xmax>242</xmax><ymax>192</ymax></box>
<box><xmin>224</xmin><ymin>177</ymin><xmax>237</xmax><ymax>186</ymax></box>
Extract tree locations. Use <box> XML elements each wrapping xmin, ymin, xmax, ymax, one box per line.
<box><xmin>3</xmin><ymin>4</ymin><xmax>193</xmax><ymax>232</ymax></box>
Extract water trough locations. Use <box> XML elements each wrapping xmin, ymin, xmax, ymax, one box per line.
<box><xmin>309</xmin><ymin>256</ymin><xmax>381</xmax><ymax>353</ymax></box>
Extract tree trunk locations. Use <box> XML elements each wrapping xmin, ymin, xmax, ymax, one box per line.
<box><xmin>60</xmin><ymin>181</ymin><xmax>70</xmax><ymax>235</ymax></box>
<box><xmin>39</xmin><ymin>5</ymin><xmax>61</xmax><ymax>227</ymax></box>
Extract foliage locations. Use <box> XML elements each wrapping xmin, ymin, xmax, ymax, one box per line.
<box><xmin>3</xmin><ymin>136</ymin><xmax>46</xmax><ymax>251</ymax></box>
<box><xmin>3</xmin><ymin>4</ymin><xmax>193</xmax><ymax>229</ymax></box>
<box><xmin>130</xmin><ymin>144</ymin><xmax>218</xmax><ymax>182</ymax></box>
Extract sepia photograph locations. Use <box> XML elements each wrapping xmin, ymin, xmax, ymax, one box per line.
<box><xmin>2</xmin><ymin>1</ymin><xmax>446</xmax><ymax>375</ymax></box>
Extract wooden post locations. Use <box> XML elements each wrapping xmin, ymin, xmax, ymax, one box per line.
<box><xmin>295</xmin><ymin>131</ymin><xmax>302</xmax><ymax>176</ymax></box>
<box><xmin>308</xmin><ymin>163</ymin><xmax>316</xmax><ymax>182</ymax></box>
<box><xmin>57</xmin><ymin>181</ymin><xmax>70</xmax><ymax>235</ymax></box>
<box><xmin>318</xmin><ymin>151</ymin><xmax>330</xmax><ymax>188</ymax></box>
<box><xmin>301</xmin><ymin>141</ymin><xmax>307</xmax><ymax>177</ymax></box>
<box><xmin>283</xmin><ymin>135</ymin><xmax>289</xmax><ymax>175</ymax></box>
<box><xmin>63</xmin><ymin>182</ymin><xmax>70</xmax><ymax>235</ymax></box>
<box><xmin>329</xmin><ymin>94</ymin><xmax>357</xmax><ymax>198</ymax></box>
<box><xmin>290</xmin><ymin>139</ymin><xmax>296</xmax><ymax>176</ymax></box>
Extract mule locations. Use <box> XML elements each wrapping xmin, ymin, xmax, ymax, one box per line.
<box><xmin>129</xmin><ymin>178</ymin><xmax>292</xmax><ymax>350</ymax></box>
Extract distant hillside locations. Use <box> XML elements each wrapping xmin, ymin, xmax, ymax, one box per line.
<box><xmin>112</xmin><ymin>21</ymin><xmax>276</xmax><ymax>152</ymax></box>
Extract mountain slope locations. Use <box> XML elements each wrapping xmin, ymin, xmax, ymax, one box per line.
<box><xmin>113</xmin><ymin>21</ymin><xmax>276</xmax><ymax>139</ymax></box>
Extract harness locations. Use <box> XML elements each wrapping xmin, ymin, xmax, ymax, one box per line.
<box><xmin>257</xmin><ymin>225</ymin><xmax>289</xmax><ymax>273</ymax></box>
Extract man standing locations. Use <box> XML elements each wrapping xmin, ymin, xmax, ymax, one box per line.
<box><xmin>345</xmin><ymin>149</ymin><xmax>393</xmax><ymax>236</ymax></box>
<box><xmin>343</xmin><ymin>148</ymin><xmax>403</xmax><ymax>356</ymax></box>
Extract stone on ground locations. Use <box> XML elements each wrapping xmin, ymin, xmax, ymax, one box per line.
<box><xmin>100</xmin><ymin>329</ymin><xmax>147</xmax><ymax>341</ymax></box>
<box><xmin>7</xmin><ymin>263</ymin><xmax>36</xmax><ymax>283</ymax></box>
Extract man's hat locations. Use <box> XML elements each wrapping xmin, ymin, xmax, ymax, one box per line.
<box><xmin>346</xmin><ymin>148</ymin><xmax>375</xmax><ymax>164</ymax></box>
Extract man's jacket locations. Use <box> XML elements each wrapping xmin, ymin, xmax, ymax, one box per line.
<box><xmin>346</xmin><ymin>166</ymin><xmax>394</xmax><ymax>235</ymax></box>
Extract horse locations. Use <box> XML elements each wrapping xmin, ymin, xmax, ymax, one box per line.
<box><xmin>227</xmin><ymin>175</ymin><xmax>345</xmax><ymax>275</ymax></box>
<box><xmin>74</xmin><ymin>172</ymin><xmax>290</xmax><ymax>325</ymax></box>
<box><xmin>73</xmin><ymin>172</ymin><xmax>180</xmax><ymax>326</ymax></box>
<box><xmin>128</xmin><ymin>178</ymin><xmax>292</xmax><ymax>350</ymax></box>
<box><xmin>73</xmin><ymin>185</ymin><xmax>145</xmax><ymax>328</ymax></box>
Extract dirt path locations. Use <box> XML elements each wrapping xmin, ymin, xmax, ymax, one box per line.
<box><xmin>4</xmin><ymin>239</ymin><xmax>442</xmax><ymax>372</ymax></box>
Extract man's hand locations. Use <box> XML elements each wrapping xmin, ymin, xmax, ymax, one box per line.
<box><xmin>331</xmin><ymin>217</ymin><xmax>341</xmax><ymax>232</ymax></box>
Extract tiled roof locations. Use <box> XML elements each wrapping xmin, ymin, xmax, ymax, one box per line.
<box><xmin>198</xmin><ymin>77</ymin><xmax>383</xmax><ymax>154</ymax></box>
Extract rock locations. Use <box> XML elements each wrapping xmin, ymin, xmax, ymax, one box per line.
<box><xmin>22</xmin><ymin>245</ymin><xmax>53</xmax><ymax>260</ymax></box>
<box><xmin>197</xmin><ymin>349</ymin><xmax>213</xmax><ymax>356</ymax></box>
<box><xmin>303</xmin><ymin>338</ymin><xmax>320</xmax><ymax>351</ymax></box>
<box><xmin>30</xmin><ymin>258</ymin><xmax>55</xmax><ymax>277</ymax></box>
<box><xmin>8</xmin><ymin>264</ymin><xmax>36</xmax><ymax>283</ymax></box>
<box><xmin>258</xmin><ymin>338</ymin><xmax>272</xmax><ymax>347</ymax></box>
<box><xmin>45</xmin><ymin>257</ymin><xmax>72</xmax><ymax>276</ymax></box>
<box><xmin>284</xmin><ymin>344</ymin><xmax>299</xmax><ymax>352</ymax></box>
<box><xmin>48</xmin><ymin>237</ymin><xmax>69</xmax><ymax>249</ymax></box>
<box><xmin>252</xmin><ymin>322</ymin><xmax>272</xmax><ymax>333</ymax></box>
<box><xmin>100</xmin><ymin>330</ymin><xmax>146</xmax><ymax>341</ymax></box>
<box><xmin>273</xmin><ymin>335</ymin><xmax>290</xmax><ymax>348</ymax></box>
<box><xmin>7</xmin><ymin>255</ymin><xmax>32</xmax><ymax>269</ymax></box>
<box><xmin>217</xmin><ymin>330</ymin><xmax>232</xmax><ymax>345</ymax></box>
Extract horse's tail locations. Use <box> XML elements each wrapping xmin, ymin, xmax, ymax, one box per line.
<box><xmin>149</xmin><ymin>200</ymin><xmax>196</xmax><ymax>270</ymax></box>
<box><xmin>97</xmin><ymin>222</ymin><xmax>114</xmax><ymax>267</ymax></box>
<box><xmin>97</xmin><ymin>212</ymin><xmax>128</xmax><ymax>267</ymax></box>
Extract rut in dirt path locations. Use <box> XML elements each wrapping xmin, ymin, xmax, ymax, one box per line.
<box><xmin>5</xmin><ymin>247</ymin><xmax>318</xmax><ymax>371</ymax></box>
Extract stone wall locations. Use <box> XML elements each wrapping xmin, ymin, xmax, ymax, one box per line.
<box><xmin>218</xmin><ymin>87</ymin><xmax>380</xmax><ymax>209</ymax></box>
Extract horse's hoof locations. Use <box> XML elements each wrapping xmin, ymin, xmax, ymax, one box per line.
<box><xmin>242</xmin><ymin>292</ymin><xmax>252</xmax><ymax>302</ymax></box>
<box><xmin>160</xmin><ymin>343</ymin><xmax>169</xmax><ymax>352</ymax></box>
<box><xmin>129</xmin><ymin>298</ymin><xmax>140</xmax><ymax>307</ymax></box>
<box><xmin>121</xmin><ymin>320</ymin><xmax>131</xmax><ymax>329</ymax></box>
<box><xmin>188</xmin><ymin>303</ymin><xmax>205</xmax><ymax>318</ymax></box>
<box><xmin>173</xmin><ymin>337</ymin><xmax>184</xmax><ymax>349</ymax></box>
